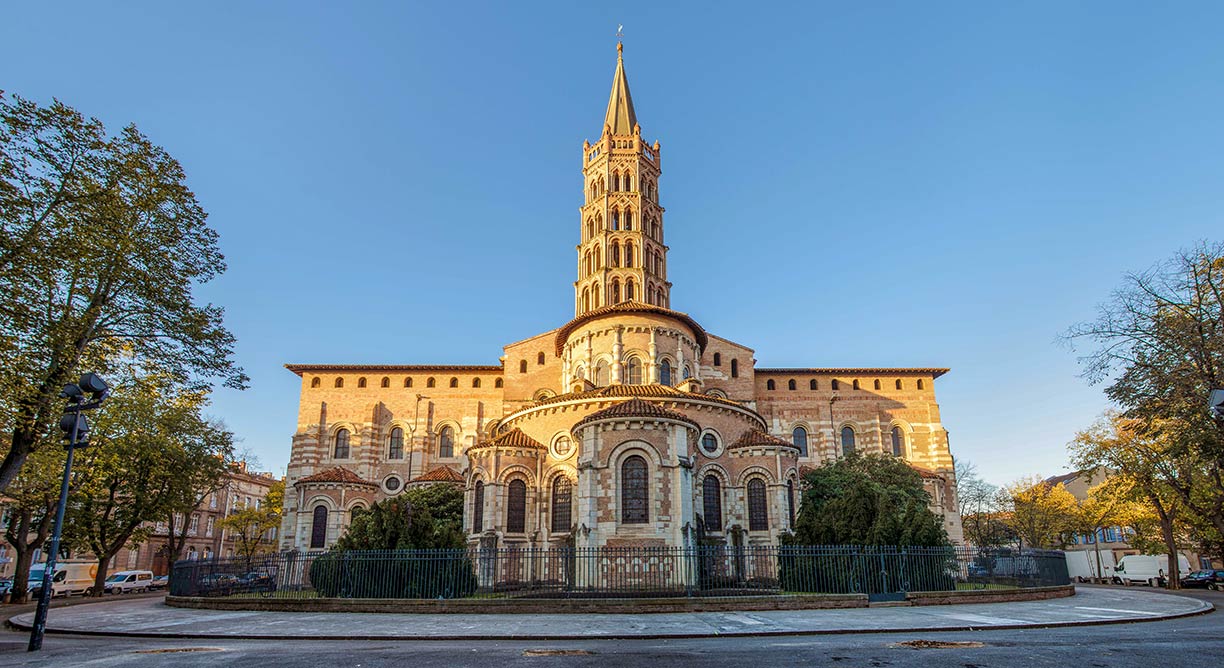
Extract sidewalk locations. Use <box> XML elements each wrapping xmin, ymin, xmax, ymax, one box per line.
<box><xmin>6</xmin><ymin>587</ymin><xmax>1212</xmax><ymax>641</ymax></box>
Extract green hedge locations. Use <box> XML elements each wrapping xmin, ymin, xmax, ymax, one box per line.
<box><xmin>308</xmin><ymin>551</ymin><xmax>478</xmax><ymax>599</ymax></box>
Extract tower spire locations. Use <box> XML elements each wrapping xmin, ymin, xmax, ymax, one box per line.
<box><xmin>603</xmin><ymin>42</ymin><xmax>637</xmax><ymax>136</ymax></box>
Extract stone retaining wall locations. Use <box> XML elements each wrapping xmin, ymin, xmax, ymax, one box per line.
<box><xmin>167</xmin><ymin>585</ymin><xmax>1073</xmax><ymax>614</ymax></box>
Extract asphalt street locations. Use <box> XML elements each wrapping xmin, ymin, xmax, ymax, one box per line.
<box><xmin>0</xmin><ymin>585</ymin><xmax>1217</xmax><ymax>667</ymax></box>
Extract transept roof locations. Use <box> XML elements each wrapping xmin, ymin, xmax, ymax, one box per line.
<box><xmin>730</xmin><ymin>429</ymin><xmax>799</xmax><ymax>450</ymax></box>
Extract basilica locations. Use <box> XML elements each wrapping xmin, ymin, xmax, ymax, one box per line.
<box><xmin>279</xmin><ymin>45</ymin><xmax>964</xmax><ymax>552</ymax></box>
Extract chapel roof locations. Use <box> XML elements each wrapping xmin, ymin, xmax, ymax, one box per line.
<box><xmin>475</xmin><ymin>428</ymin><xmax>546</xmax><ymax>451</ymax></box>
<box><xmin>575</xmin><ymin>397</ymin><xmax>699</xmax><ymax>430</ymax></box>
<box><xmin>294</xmin><ymin>466</ymin><xmax>377</xmax><ymax>487</ymax></box>
<box><xmin>554</xmin><ymin>301</ymin><xmax>708</xmax><ymax>356</ymax></box>
<box><xmin>411</xmin><ymin>465</ymin><xmax>465</xmax><ymax>484</ymax></box>
<box><xmin>730</xmin><ymin>429</ymin><xmax>799</xmax><ymax>450</ymax></box>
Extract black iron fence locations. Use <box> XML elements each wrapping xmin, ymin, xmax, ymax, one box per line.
<box><xmin>170</xmin><ymin>545</ymin><xmax>1069</xmax><ymax>600</ymax></box>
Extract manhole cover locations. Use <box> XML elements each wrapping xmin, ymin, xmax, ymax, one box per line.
<box><xmin>523</xmin><ymin>649</ymin><xmax>595</xmax><ymax>656</ymax></box>
<box><xmin>892</xmin><ymin>640</ymin><xmax>985</xmax><ymax>649</ymax></box>
<box><xmin>133</xmin><ymin>647</ymin><xmax>223</xmax><ymax>654</ymax></box>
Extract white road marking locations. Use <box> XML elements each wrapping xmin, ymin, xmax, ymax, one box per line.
<box><xmin>940</xmin><ymin>613</ymin><xmax>1028</xmax><ymax>625</ymax></box>
<box><xmin>1074</xmin><ymin>606</ymin><xmax>1152</xmax><ymax>616</ymax></box>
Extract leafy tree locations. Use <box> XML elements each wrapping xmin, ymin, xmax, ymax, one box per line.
<box><xmin>334</xmin><ymin>483</ymin><xmax>466</xmax><ymax>551</ymax></box>
<box><xmin>1065</xmin><ymin>241</ymin><xmax>1224</xmax><ymax>550</ymax></box>
<box><xmin>0</xmin><ymin>93</ymin><xmax>246</xmax><ymax>494</ymax></box>
<box><xmin>1004</xmin><ymin>475</ymin><xmax>1078</xmax><ymax>549</ymax></box>
<box><xmin>2</xmin><ymin>446</ymin><xmax>64</xmax><ymax>603</ymax></box>
<box><xmin>1071</xmin><ymin>412</ymin><xmax>1198</xmax><ymax>586</ymax></box>
<box><xmin>789</xmin><ymin>453</ymin><xmax>948</xmax><ymax>547</ymax></box>
<box><xmin>216</xmin><ymin>479</ymin><xmax>284</xmax><ymax>571</ymax></box>
<box><xmin>62</xmin><ymin>362</ymin><xmax>234</xmax><ymax>596</ymax></box>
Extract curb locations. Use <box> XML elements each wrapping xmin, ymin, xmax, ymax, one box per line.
<box><xmin>5</xmin><ymin>595</ymin><xmax>1214</xmax><ymax>642</ymax></box>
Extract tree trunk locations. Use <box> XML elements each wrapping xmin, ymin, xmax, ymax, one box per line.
<box><xmin>91</xmin><ymin>557</ymin><xmax>109</xmax><ymax>597</ymax></box>
<box><xmin>1153</xmin><ymin>498</ymin><xmax>1180</xmax><ymax>589</ymax></box>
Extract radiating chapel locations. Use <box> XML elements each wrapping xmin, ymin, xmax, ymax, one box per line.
<box><xmin>280</xmin><ymin>45</ymin><xmax>964</xmax><ymax>552</ymax></box>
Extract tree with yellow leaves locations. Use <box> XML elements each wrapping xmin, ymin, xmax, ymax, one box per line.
<box><xmin>1004</xmin><ymin>475</ymin><xmax>1079</xmax><ymax>550</ymax></box>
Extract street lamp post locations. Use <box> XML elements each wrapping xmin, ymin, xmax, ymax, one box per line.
<box><xmin>28</xmin><ymin>373</ymin><xmax>109</xmax><ymax>652</ymax></box>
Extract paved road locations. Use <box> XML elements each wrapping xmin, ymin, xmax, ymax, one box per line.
<box><xmin>5</xmin><ymin>587</ymin><xmax>1209</xmax><ymax>639</ymax></box>
<box><xmin>0</xmin><ymin>586</ymin><xmax>1217</xmax><ymax>667</ymax></box>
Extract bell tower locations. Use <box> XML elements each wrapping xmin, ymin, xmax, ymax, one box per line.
<box><xmin>575</xmin><ymin>43</ymin><xmax>669</xmax><ymax>316</ymax></box>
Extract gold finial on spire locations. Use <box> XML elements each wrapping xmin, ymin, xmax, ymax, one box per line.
<box><xmin>616</xmin><ymin>24</ymin><xmax>624</xmax><ymax>55</ymax></box>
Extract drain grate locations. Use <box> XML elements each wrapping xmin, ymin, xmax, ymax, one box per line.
<box><xmin>892</xmin><ymin>640</ymin><xmax>985</xmax><ymax>649</ymax></box>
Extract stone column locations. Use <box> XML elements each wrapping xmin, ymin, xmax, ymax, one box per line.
<box><xmin>611</xmin><ymin>326</ymin><xmax>624</xmax><ymax>383</ymax></box>
<box><xmin>648</xmin><ymin>329</ymin><xmax>659</xmax><ymax>383</ymax></box>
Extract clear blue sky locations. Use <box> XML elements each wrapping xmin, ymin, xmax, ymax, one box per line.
<box><xmin>5</xmin><ymin>2</ymin><xmax>1223</xmax><ymax>487</ymax></box>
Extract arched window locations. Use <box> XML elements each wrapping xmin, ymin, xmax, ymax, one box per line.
<box><xmin>918</xmin><ymin>379</ymin><xmax>926</xmax><ymax>390</ymax></box>
<box><xmin>311</xmin><ymin>377</ymin><xmax>321</xmax><ymax>388</ymax></box>
<box><xmin>381</xmin><ymin>376</ymin><xmax>390</xmax><ymax>388</ymax></box>
<box><xmin>438</xmin><ymin>426</ymin><xmax>455</xmax><ymax>458</ymax></box>
<box><xmin>334</xmin><ymin>378</ymin><xmax>344</xmax><ymax>388</ymax></box>
<box><xmin>787</xmin><ymin>479</ymin><xmax>796</xmax><ymax>527</ymax></box>
<box><xmin>841</xmin><ymin>426</ymin><xmax>856</xmax><ymax>456</ymax></box>
<box><xmin>766</xmin><ymin>379</ymin><xmax>776</xmax><ymax>390</ymax></box>
<box><xmin>427</xmin><ymin>377</ymin><xmax>436</xmax><ymax>388</ymax></box>
<box><xmin>333</xmin><ymin>429</ymin><xmax>350</xmax><ymax>459</ymax></box>
<box><xmin>713</xmin><ymin>352</ymin><xmax>721</xmax><ymax>366</ymax></box>
<box><xmin>573</xmin><ymin>365</ymin><xmax>585</xmax><ymax>382</ymax></box>
<box><xmin>611</xmin><ymin>210</ymin><xmax>620</xmax><ymax>230</ymax></box>
<box><xmin>472</xmin><ymin>378</ymin><xmax>481</xmax><ymax>388</ymax></box>
<box><xmin>310</xmin><ymin>505</ymin><xmax>328</xmax><ymax>549</ymax></box>
<box><xmin>659</xmin><ymin>359</ymin><xmax>673</xmax><ymax>386</ymax></box>
<box><xmin>611</xmin><ymin>279</ymin><xmax>621</xmax><ymax>303</ymax></box>
<box><xmin>788</xmin><ymin>379</ymin><xmax>796</xmax><ymax>391</ymax></box>
<box><xmin>358</xmin><ymin>377</ymin><xmax>367</xmax><ymax>388</ymax></box>
<box><xmin>404</xmin><ymin>377</ymin><xmax>413</xmax><ymax>388</ymax></box>
<box><xmin>683</xmin><ymin>365</ymin><xmax>691</xmax><ymax>380</ymax></box>
<box><xmin>495</xmin><ymin>378</ymin><xmax>503</xmax><ymax>388</ymax></box>
<box><xmin>519</xmin><ymin>360</ymin><xmax>528</xmax><ymax>373</ymax></box>
<box><xmin>624</xmin><ymin>243</ymin><xmax>634</xmax><ymax>267</ymax></box>
<box><xmin>582</xmin><ymin>288</ymin><xmax>590</xmax><ymax>312</ymax></box>
<box><xmin>874</xmin><ymin>379</ymin><xmax>881</xmax><ymax>390</ymax></box>
<box><xmin>449</xmin><ymin>377</ymin><xmax>459</xmax><ymax>388</ymax></box>
<box><xmin>537</xmin><ymin>352</ymin><xmax>546</xmax><ymax>365</ymax></box>
<box><xmin>473</xmin><ymin>481</ymin><xmax>484</xmax><ymax>532</ymax></box>
<box><xmin>809</xmin><ymin>379</ymin><xmax>817</xmax><ymax>390</ymax></box>
<box><xmin>703</xmin><ymin>475</ymin><xmax>722</xmax><ymax>531</ymax></box>
<box><xmin>747</xmin><ymin>478</ymin><xmax>768</xmax><ymax>531</ymax></box>
<box><xmin>595</xmin><ymin>359</ymin><xmax>610</xmax><ymax>386</ymax></box>
<box><xmin>551</xmin><ymin>477</ymin><xmax>572</xmax><ymax>533</ymax></box>
<box><xmin>611</xmin><ymin>242</ymin><xmax>621</xmax><ymax>267</ymax></box>
<box><xmin>624</xmin><ymin>208</ymin><xmax>633</xmax><ymax>230</ymax></box>
<box><xmin>626</xmin><ymin>278</ymin><xmax>635</xmax><ymax>300</ymax></box>
<box><xmin>388</xmin><ymin>427</ymin><xmax>404</xmax><ymax>459</ymax></box>
<box><xmin>792</xmin><ymin>426</ymin><xmax>808</xmax><ymax>456</ymax></box>
<box><xmin>891</xmin><ymin>426</ymin><xmax>905</xmax><ymax>457</ymax></box>
<box><xmin>730</xmin><ymin>359</ymin><xmax>739</xmax><ymax>378</ymax></box>
<box><xmin>621</xmin><ymin>455</ymin><xmax>648</xmax><ymax>524</ymax></box>
<box><xmin>895</xmin><ymin>379</ymin><xmax>902</xmax><ymax>390</ymax></box>
<box><xmin>701</xmin><ymin>432</ymin><xmax>718</xmax><ymax>454</ymax></box>
<box><xmin>831</xmin><ymin>379</ymin><xmax>840</xmax><ymax>391</ymax></box>
<box><xmin>507</xmin><ymin>479</ymin><xmax>526</xmax><ymax>533</ymax></box>
<box><xmin>624</xmin><ymin>356</ymin><xmax>642</xmax><ymax>384</ymax></box>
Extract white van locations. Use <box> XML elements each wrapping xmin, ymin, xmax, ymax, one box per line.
<box><xmin>103</xmin><ymin>570</ymin><xmax>154</xmax><ymax>594</ymax></box>
<box><xmin>1065</xmin><ymin>550</ymin><xmax>1116</xmax><ymax>582</ymax></box>
<box><xmin>1113</xmin><ymin>553</ymin><xmax>1192</xmax><ymax>586</ymax></box>
<box><xmin>28</xmin><ymin>561</ymin><xmax>98</xmax><ymax>597</ymax></box>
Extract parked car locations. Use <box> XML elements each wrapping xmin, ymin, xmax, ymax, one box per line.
<box><xmin>149</xmin><ymin>575</ymin><xmax>170</xmax><ymax>590</ymax></box>
<box><xmin>1179</xmin><ymin>569</ymin><xmax>1224</xmax><ymax>590</ymax></box>
<box><xmin>1113</xmin><ymin>554</ymin><xmax>1192</xmax><ymax>586</ymax></box>
<box><xmin>103</xmin><ymin>570</ymin><xmax>154</xmax><ymax>594</ymax></box>
<box><xmin>238</xmin><ymin>572</ymin><xmax>275</xmax><ymax>592</ymax></box>
<box><xmin>197</xmin><ymin>573</ymin><xmax>240</xmax><ymax>595</ymax></box>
